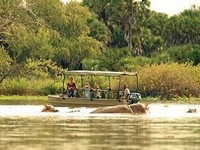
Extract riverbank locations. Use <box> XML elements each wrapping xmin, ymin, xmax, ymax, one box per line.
<box><xmin>142</xmin><ymin>97</ymin><xmax>200</xmax><ymax>104</ymax></box>
<box><xmin>0</xmin><ymin>95</ymin><xmax>48</xmax><ymax>105</ymax></box>
<box><xmin>0</xmin><ymin>95</ymin><xmax>47</xmax><ymax>101</ymax></box>
<box><xmin>0</xmin><ymin>95</ymin><xmax>200</xmax><ymax>105</ymax></box>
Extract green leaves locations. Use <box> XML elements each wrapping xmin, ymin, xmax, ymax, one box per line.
<box><xmin>20</xmin><ymin>58</ymin><xmax>63</xmax><ymax>79</ymax></box>
<box><xmin>165</xmin><ymin>7</ymin><xmax>200</xmax><ymax>45</ymax></box>
<box><xmin>0</xmin><ymin>48</ymin><xmax>12</xmax><ymax>73</ymax></box>
<box><xmin>0</xmin><ymin>0</ymin><xmax>107</xmax><ymax>82</ymax></box>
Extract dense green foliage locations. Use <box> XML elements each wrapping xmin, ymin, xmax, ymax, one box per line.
<box><xmin>1</xmin><ymin>63</ymin><xmax>200</xmax><ymax>100</ymax></box>
<box><xmin>0</xmin><ymin>0</ymin><xmax>200</xmax><ymax>99</ymax></box>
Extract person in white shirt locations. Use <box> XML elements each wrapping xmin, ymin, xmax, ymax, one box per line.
<box><xmin>123</xmin><ymin>84</ymin><xmax>130</xmax><ymax>99</ymax></box>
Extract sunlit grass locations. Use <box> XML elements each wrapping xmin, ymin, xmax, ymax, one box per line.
<box><xmin>0</xmin><ymin>95</ymin><xmax>47</xmax><ymax>101</ymax></box>
<box><xmin>142</xmin><ymin>97</ymin><xmax>200</xmax><ymax>104</ymax></box>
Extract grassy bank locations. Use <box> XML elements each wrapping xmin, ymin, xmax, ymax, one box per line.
<box><xmin>0</xmin><ymin>95</ymin><xmax>48</xmax><ymax>105</ymax></box>
<box><xmin>142</xmin><ymin>97</ymin><xmax>200</xmax><ymax>104</ymax></box>
<box><xmin>0</xmin><ymin>95</ymin><xmax>47</xmax><ymax>101</ymax></box>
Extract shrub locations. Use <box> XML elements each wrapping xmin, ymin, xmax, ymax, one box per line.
<box><xmin>138</xmin><ymin>63</ymin><xmax>200</xmax><ymax>99</ymax></box>
<box><xmin>0</xmin><ymin>77</ymin><xmax>62</xmax><ymax>96</ymax></box>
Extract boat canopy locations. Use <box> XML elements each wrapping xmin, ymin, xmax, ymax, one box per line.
<box><xmin>64</xmin><ymin>70</ymin><xmax>137</xmax><ymax>77</ymax></box>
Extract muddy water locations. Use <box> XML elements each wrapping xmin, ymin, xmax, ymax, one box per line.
<box><xmin>0</xmin><ymin>104</ymin><xmax>200</xmax><ymax>150</ymax></box>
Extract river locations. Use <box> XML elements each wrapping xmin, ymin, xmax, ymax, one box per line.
<box><xmin>0</xmin><ymin>104</ymin><xmax>200</xmax><ymax>150</ymax></box>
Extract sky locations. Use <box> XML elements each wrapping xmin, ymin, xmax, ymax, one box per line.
<box><xmin>62</xmin><ymin>0</ymin><xmax>200</xmax><ymax>16</ymax></box>
<box><xmin>150</xmin><ymin>0</ymin><xmax>200</xmax><ymax>16</ymax></box>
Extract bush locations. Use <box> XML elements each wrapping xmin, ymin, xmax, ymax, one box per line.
<box><xmin>0</xmin><ymin>77</ymin><xmax>62</xmax><ymax>96</ymax></box>
<box><xmin>166</xmin><ymin>44</ymin><xmax>194</xmax><ymax>63</ymax></box>
<box><xmin>138</xmin><ymin>63</ymin><xmax>200</xmax><ymax>99</ymax></box>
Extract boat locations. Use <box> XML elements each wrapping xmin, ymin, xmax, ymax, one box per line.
<box><xmin>48</xmin><ymin>70</ymin><xmax>141</xmax><ymax>107</ymax></box>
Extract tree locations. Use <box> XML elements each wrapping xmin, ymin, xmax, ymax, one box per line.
<box><xmin>87</xmin><ymin>13</ymin><xmax>110</xmax><ymax>47</ymax></box>
<box><xmin>0</xmin><ymin>0</ymin><xmax>41</xmax><ymax>82</ymax></box>
<box><xmin>164</xmin><ymin>6</ymin><xmax>200</xmax><ymax>46</ymax></box>
<box><xmin>191</xmin><ymin>45</ymin><xmax>200</xmax><ymax>66</ymax></box>
<box><xmin>0</xmin><ymin>48</ymin><xmax>12</xmax><ymax>82</ymax></box>
<box><xmin>27</xmin><ymin>0</ymin><xmax>105</xmax><ymax>69</ymax></box>
<box><xmin>145</xmin><ymin>11</ymin><xmax>169</xmax><ymax>37</ymax></box>
<box><xmin>83</xmin><ymin>0</ymin><xmax>152</xmax><ymax>55</ymax></box>
<box><xmin>0</xmin><ymin>0</ymin><xmax>106</xmax><ymax>83</ymax></box>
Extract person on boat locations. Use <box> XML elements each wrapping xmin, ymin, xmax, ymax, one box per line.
<box><xmin>123</xmin><ymin>84</ymin><xmax>130</xmax><ymax>100</ymax></box>
<box><xmin>93</xmin><ymin>84</ymin><xmax>101</xmax><ymax>98</ymax></box>
<box><xmin>67</xmin><ymin>77</ymin><xmax>76</xmax><ymax>97</ymax></box>
<box><xmin>83</xmin><ymin>82</ymin><xmax>91</xmax><ymax>98</ymax></box>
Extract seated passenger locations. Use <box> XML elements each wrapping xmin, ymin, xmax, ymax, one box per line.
<box><xmin>83</xmin><ymin>83</ymin><xmax>91</xmax><ymax>98</ymax></box>
<box><xmin>66</xmin><ymin>77</ymin><xmax>76</xmax><ymax>97</ymax></box>
<box><xmin>93</xmin><ymin>84</ymin><xmax>101</xmax><ymax>98</ymax></box>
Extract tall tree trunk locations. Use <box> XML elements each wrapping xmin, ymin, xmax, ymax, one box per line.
<box><xmin>128</xmin><ymin>0</ymin><xmax>133</xmax><ymax>55</ymax></box>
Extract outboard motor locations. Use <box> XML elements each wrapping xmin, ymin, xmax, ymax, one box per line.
<box><xmin>128</xmin><ymin>92</ymin><xmax>141</xmax><ymax>104</ymax></box>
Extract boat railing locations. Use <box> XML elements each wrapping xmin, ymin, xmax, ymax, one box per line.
<box><xmin>70</xmin><ymin>88</ymin><xmax>123</xmax><ymax>100</ymax></box>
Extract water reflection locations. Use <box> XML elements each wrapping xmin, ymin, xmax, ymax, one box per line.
<box><xmin>0</xmin><ymin>104</ymin><xmax>200</xmax><ymax>150</ymax></box>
